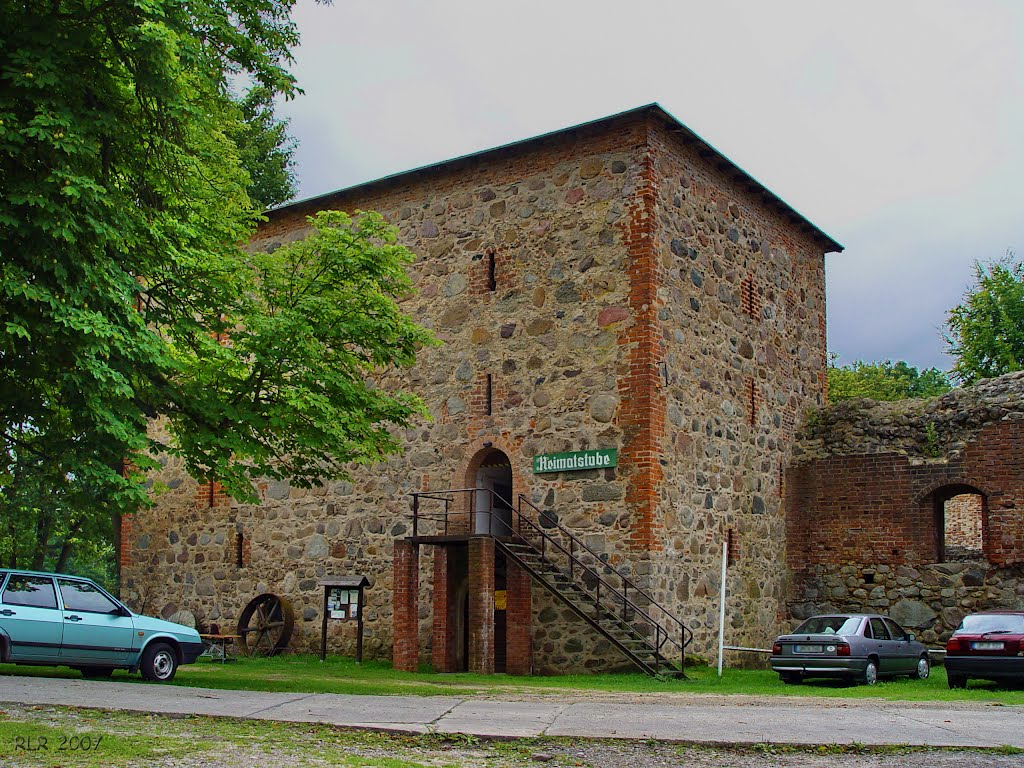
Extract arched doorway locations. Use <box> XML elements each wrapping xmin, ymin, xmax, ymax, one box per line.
<box><xmin>470</xmin><ymin>448</ymin><xmax>513</xmax><ymax>536</ymax></box>
<box><xmin>464</xmin><ymin>446</ymin><xmax>515</xmax><ymax>672</ymax></box>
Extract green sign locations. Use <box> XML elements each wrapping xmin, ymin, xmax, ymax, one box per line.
<box><xmin>533</xmin><ymin>449</ymin><xmax>618</xmax><ymax>474</ymax></box>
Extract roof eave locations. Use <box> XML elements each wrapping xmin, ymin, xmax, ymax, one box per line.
<box><xmin>267</xmin><ymin>103</ymin><xmax>843</xmax><ymax>254</ymax></box>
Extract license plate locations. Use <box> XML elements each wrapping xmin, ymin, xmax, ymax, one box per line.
<box><xmin>794</xmin><ymin>644</ymin><xmax>823</xmax><ymax>654</ymax></box>
<box><xmin>971</xmin><ymin>641</ymin><xmax>1005</xmax><ymax>651</ymax></box>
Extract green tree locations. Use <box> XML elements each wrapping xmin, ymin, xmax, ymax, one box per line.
<box><xmin>0</xmin><ymin>1</ymin><xmax>432</xmax><ymax>573</ymax></box>
<box><xmin>945</xmin><ymin>253</ymin><xmax>1024</xmax><ymax>384</ymax></box>
<box><xmin>1</xmin><ymin>433</ymin><xmax>115</xmax><ymax>583</ymax></box>
<box><xmin>232</xmin><ymin>86</ymin><xmax>298</xmax><ymax>210</ymax></box>
<box><xmin>163</xmin><ymin>209</ymin><xmax>435</xmax><ymax>499</ymax></box>
<box><xmin>827</xmin><ymin>359</ymin><xmax>952</xmax><ymax>403</ymax></box>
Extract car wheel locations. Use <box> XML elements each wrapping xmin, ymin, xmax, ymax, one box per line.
<box><xmin>947</xmin><ymin>672</ymin><xmax>968</xmax><ymax>689</ymax></box>
<box><xmin>862</xmin><ymin>659</ymin><xmax>878</xmax><ymax>685</ymax></box>
<box><xmin>78</xmin><ymin>666</ymin><xmax>114</xmax><ymax>679</ymax></box>
<box><xmin>779</xmin><ymin>672</ymin><xmax>802</xmax><ymax>685</ymax></box>
<box><xmin>140</xmin><ymin>642</ymin><xmax>178</xmax><ymax>682</ymax></box>
<box><xmin>912</xmin><ymin>656</ymin><xmax>930</xmax><ymax>680</ymax></box>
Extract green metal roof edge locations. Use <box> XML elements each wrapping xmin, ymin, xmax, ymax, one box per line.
<box><xmin>269</xmin><ymin>102</ymin><xmax>843</xmax><ymax>253</ymax></box>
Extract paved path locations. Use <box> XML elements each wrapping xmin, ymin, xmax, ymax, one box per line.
<box><xmin>1</xmin><ymin>676</ymin><xmax>1021</xmax><ymax>748</ymax></box>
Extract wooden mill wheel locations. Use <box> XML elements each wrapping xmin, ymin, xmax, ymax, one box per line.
<box><xmin>236</xmin><ymin>593</ymin><xmax>294</xmax><ymax>656</ymax></box>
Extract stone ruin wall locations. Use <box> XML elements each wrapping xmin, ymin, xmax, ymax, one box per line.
<box><xmin>785</xmin><ymin>372</ymin><xmax>1024</xmax><ymax>645</ymax></box>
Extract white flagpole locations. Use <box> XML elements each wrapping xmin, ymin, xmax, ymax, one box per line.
<box><xmin>717</xmin><ymin>538</ymin><xmax>728</xmax><ymax>677</ymax></box>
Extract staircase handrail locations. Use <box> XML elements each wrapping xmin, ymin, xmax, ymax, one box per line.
<box><xmin>514</xmin><ymin>492</ymin><xmax>691</xmax><ymax>652</ymax></box>
<box><xmin>408</xmin><ymin>487</ymin><xmax>691</xmax><ymax>664</ymax></box>
<box><xmin>504</xmin><ymin>493</ymin><xmax>689</xmax><ymax>660</ymax></box>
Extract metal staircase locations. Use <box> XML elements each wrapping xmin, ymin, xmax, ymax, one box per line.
<box><xmin>410</xmin><ymin>488</ymin><xmax>693</xmax><ymax>677</ymax></box>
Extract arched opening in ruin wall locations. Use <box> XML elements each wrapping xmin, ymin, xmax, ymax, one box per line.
<box><xmin>941</xmin><ymin>492</ymin><xmax>985</xmax><ymax>562</ymax></box>
<box><xmin>920</xmin><ymin>483</ymin><xmax>987</xmax><ymax>563</ymax></box>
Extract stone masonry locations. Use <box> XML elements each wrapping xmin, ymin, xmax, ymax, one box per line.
<box><xmin>121</xmin><ymin>105</ymin><xmax>841</xmax><ymax>672</ymax></box>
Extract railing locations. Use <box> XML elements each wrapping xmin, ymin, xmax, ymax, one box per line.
<box><xmin>409</xmin><ymin>487</ymin><xmax>692</xmax><ymax>675</ymax></box>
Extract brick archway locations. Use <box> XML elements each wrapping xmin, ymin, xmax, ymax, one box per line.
<box><xmin>916</xmin><ymin>481</ymin><xmax>989</xmax><ymax>563</ymax></box>
<box><xmin>455</xmin><ymin>436</ymin><xmax>531</xmax><ymax>531</ymax></box>
<box><xmin>458</xmin><ymin>436</ymin><xmax>529</xmax><ymax>494</ymax></box>
<box><xmin>465</xmin><ymin>446</ymin><xmax>513</xmax><ymax>536</ymax></box>
<box><xmin>913</xmin><ymin>478</ymin><xmax>992</xmax><ymax>505</ymax></box>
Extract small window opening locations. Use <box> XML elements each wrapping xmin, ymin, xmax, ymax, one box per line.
<box><xmin>235</xmin><ymin>529</ymin><xmax>245</xmax><ymax>568</ymax></box>
<box><xmin>942</xmin><ymin>493</ymin><xmax>984</xmax><ymax>561</ymax></box>
<box><xmin>485</xmin><ymin>374</ymin><xmax>493</xmax><ymax>416</ymax></box>
<box><xmin>208</xmin><ymin>480</ymin><xmax>216</xmax><ymax>508</ymax></box>
<box><xmin>741</xmin><ymin>276</ymin><xmax>760</xmax><ymax>320</ymax></box>
<box><xmin>747</xmin><ymin>379</ymin><xmax>757</xmax><ymax>426</ymax></box>
<box><xmin>487</xmin><ymin>251</ymin><xmax>497</xmax><ymax>292</ymax></box>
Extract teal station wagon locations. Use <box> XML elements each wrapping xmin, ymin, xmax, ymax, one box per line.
<box><xmin>0</xmin><ymin>568</ymin><xmax>203</xmax><ymax>681</ymax></box>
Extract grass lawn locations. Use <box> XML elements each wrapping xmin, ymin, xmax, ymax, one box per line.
<box><xmin>3</xmin><ymin>655</ymin><xmax>1023</xmax><ymax>704</ymax></box>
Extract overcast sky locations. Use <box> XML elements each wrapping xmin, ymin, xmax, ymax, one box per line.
<box><xmin>279</xmin><ymin>0</ymin><xmax>1023</xmax><ymax>372</ymax></box>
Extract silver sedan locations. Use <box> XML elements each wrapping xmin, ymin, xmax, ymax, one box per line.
<box><xmin>770</xmin><ymin>614</ymin><xmax>930</xmax><ymax>685</ymax></box>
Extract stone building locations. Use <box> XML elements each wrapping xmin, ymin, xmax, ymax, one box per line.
<box><xmin>120</xmin><ymin>104</ymin><xmax>842</xmax><ymax>673</ymax></box>
<box><xmin>786</xmin><ymin>372</ymin><xmax>1024</xmax><ymax>646</ymax></box>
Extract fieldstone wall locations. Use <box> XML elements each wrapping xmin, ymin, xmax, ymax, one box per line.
<box><xmin>122</xmin><ymin>438</ymin><xmax>404</xmax><ymax>658</ymax></box>
<box><xmin>124</xmin><ymin>113</ymin><xmax>654</xmax><ymax>669</ymax></box>
<box><xmin>643</xmin><ymin>122</ymin><xmax>829</xmax><ymax>654</ymax></box>
<box><xmin>786</xmin><ymin>372</ymin><xmax>1024</xmax><ymax>644</ymax></box>
<box><xmin>122</xmin><ymin>107</ymin><xmax>837</xmax><ymax>671</ymax></box>
<box><xmin>792</xmin><ymin>562</ymin><xmax>1024</xmax><ymax>644</ymax></box>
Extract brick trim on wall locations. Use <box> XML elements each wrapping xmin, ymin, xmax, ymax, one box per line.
<box><xmin>195</xmin><ymin>480</ymin><xmax>231</xmax><ymax>509</ymax></box>
<box><xmin>118</xmin><ymin>514</ymin><xmax>132</xmax><ymax>570</ymax></box>
<box><xmin>616</xmin><ymin>120</ymin><xmax>665</xmax><ymax>552</ymax></box>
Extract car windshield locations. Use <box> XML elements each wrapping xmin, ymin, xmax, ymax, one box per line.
<box><xmin>956</xmin><ymin>614</ymin><xmax>1024</xmax><ymax>635</ymax></box>
<box><xmin>793</xmin><ymin>616</ymin><xmax>862</xmax><ymax>635</ymax></box>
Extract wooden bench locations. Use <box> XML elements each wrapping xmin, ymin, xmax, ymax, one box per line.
<box><xmin>199</xmin><ymin>633</ymin><xmax>241</xmax><ymax>662</ymax></box>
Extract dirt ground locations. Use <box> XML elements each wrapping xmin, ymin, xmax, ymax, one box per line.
<box><xmin>1</xmin><ymin>703</ymin><xmax>1022</xmax><ymax>768</ymax></box>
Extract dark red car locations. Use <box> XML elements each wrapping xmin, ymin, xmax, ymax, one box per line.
<box><xmin>945</xmin><ymin>611</ymin><xmax>1024</xmax><ymax>689</ymax></box>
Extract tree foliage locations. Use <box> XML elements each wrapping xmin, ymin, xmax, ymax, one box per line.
<box><xmin>231</xmin><ymin>86</ymin><xmax>297</xmax><ymax>210</ymax></box>
<box><xmin>164</xmin><ymin>210</ymin><xmax>435</xmax><ymax>497</ymax></box>
<box><xmin>0</xmin><ymin>440</ymin><xmax>115</xmax><ymax>584</ymax></box>
<box><xmin>827</xmin><ymin>359</ymin><xmax>952</xmax><ymax>403</ymax></box>
<box><xmin>945</xmin><ymin>253</ymin><xmax>1024</xmax><ymax>385</ymax></box>
<box><xmin>0</xmin><ymin>0</ymin><xmax>431</xmax><ymax>572</ymax></box>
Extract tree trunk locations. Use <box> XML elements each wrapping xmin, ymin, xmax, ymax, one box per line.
<box><xmin>54</xmin><ymin>520</ymin><xmax>82</xmax><ymax>573</ymax></box>
<box><xmin>31</xmin><ymin>508</ymin><xmax>53</xmax><ymax>571</ymax></box>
